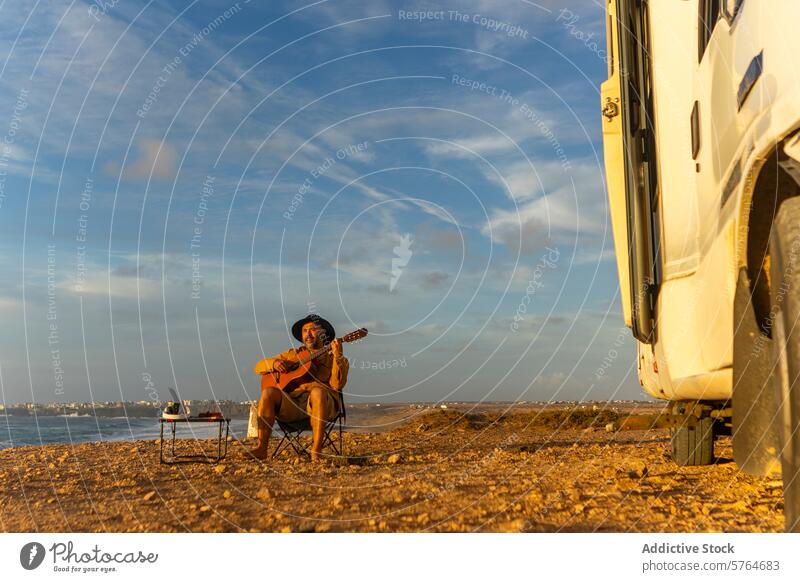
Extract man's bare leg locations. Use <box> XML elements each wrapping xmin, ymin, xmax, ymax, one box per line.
<box><xmin>308</xmin><ymin>387</ymin><xmax>328</xmax><ymax>463</ymax></box>
<box><xmin>247</xmin><ymin>387</ymin><xmax>282</xmax><ymax>460</ymax></box>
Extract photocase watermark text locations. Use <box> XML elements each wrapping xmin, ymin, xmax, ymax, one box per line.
<box><xmin>0</xmin><ymin>87</ymin><xmax>29</xmax><ymax>210</ymax></box>
<box><xmin>137</xmin><ymin>2</ymin><xmax>248</xmax><ymax>118</ymax></box>
<box><xmin>47</xmin><ymin>244</ymin><xmax>64</xmax><ymax>395</ymax></box>
<box><xmin>398</xmin><ymin>10</ymin><xmax>529</xmax><ymax>39</ymax></box>
<box><xmin>190</xmin><ymin>174</ymin><xmax>214</xmax><ymax>299</ymax></box>
<box><xmin>74</xmin><ymin>176</ymin><xmax>93</xmax><ymax>293</ymax></box>
<box><xmin>284</xmin><ymin>141</ymin><xmax>370</xmax><ymax>220</ymax></box>
<box><xmin>451</xmin><ymin>74</ymin><xmax>570</xmax><ymax>170</ymax></box>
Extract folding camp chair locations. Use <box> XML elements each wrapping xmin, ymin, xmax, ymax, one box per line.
<box><xmin>272</xmin><ymin>392</ymin><xmax>346</xmax><ymax>460</ymax></box>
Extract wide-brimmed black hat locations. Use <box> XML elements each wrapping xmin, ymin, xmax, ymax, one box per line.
<box><xmin>291</xmin><ymin>314</ymin><xmax>336</xmax><ymax>344</ymax></box>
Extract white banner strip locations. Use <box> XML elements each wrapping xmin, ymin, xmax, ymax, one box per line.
<box><xmin>2</xmin><ymin>533</ymin><xmax>798</xmax><ymax>581</ymax></box>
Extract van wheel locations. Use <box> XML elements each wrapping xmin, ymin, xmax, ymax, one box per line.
<box><xmin>769</xmin><ymin>197</ymin><xmax>800</xmax><ymax>532</ymax></box>
<box><xmin>671</xmin><ymin>417</ymin><xmax>714</xmax><ymax>466</ymax></box>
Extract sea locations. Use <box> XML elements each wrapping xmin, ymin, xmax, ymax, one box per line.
<box><xmin>0</xmin><ymin>402</ymin><xmax>503</xmax><ymax>449</ymax></box>
<box><xmin>0</xmin><ymin>415</ymin><xmax>250</xmax><ymax>450</ymax></box>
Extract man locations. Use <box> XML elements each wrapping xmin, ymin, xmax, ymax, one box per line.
<box><xmin>248</xmin><ymin>314</ymin><xmax>349</xmax><ymax>462</ymax></box>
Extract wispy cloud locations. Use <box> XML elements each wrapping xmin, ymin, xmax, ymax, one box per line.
<box><xmin>104</xmin><ymin>138</ymin><xmax>178</xmax><ymax>181</ymax></box>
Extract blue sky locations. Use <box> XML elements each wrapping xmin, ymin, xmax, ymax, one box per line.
<box><xmin>0</xmin><ymin>0</ymin><xmax>642</xmax><ymax>406</ymax></box>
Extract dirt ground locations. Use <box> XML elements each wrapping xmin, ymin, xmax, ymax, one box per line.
<box><xmin>0</xmin><ymin>405</ymin><xmax>785</xmax><ymax>532</ymax></box>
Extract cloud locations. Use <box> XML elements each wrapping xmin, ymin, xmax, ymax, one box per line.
<box><xmin>491</xmin><ymin>160</ymin><xmax>545</xmax><ymax>202</ymax></box>
<box><xmin>112</xmin><ymin>264</ymin><xmax>146</xmax><ymax>278</ymax></box>
<box><xmin>419</xmin><ymin>271</ymin><xmax>450</xmax><ymax>288</ymax></box>
<box><xmin>58</xmin><ymin>271</ymin><xmax>161</xmax><ymax>300</ymax></box>
<box><xmin>423</xmin><ymin>135</ymin><xmax>516</xmax><ymax>158</ymax></box>
<box><xmin>493</xmin><ymin>215</ymin><xmax>552</xmax><ymax>255</ymax></box>
<box><xmin>105</xmin><ymin>138</ymin><xmax>178</xmax><ymax>181</ymax></box>
<box><xmin>0</xmin><ymin>297</ymin><xmax>21</xmax><ymax>311</ymax></box>
<box><xmin>415</xmin><ymin>223</ymin><xmax>464</xmax><ymax>253</ymax></box>
<box><xmin>0</xmin><ymin>143</ymin><xmax>32</xmax><ymax>176</ymax></box>
<box><xmin>482</xmin><ymin>160</ymin><xmax>608</xmax><ymax>249</ymax></box>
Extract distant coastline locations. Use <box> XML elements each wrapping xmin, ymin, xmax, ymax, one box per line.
<box><xmin>0</xmin><ymin>400</ymin><xmax>253</xmax><ymax>419</ymax></box>
<box><xmin>0</xmin><ymin>399</ymin><xmax>656</xmax><ymax>420</ymax></box>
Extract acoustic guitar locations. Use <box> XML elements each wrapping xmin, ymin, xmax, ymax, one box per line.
<box><xmin>259</xmin><ymin>328</ymin><xmax>368</xmax><ymax>392</ymax></box>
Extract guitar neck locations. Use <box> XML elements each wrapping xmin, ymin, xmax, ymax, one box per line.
<box><xmin>296</xmin><ymin>342</ymin><xmax>336</xmax><ymax>365</ymax></box>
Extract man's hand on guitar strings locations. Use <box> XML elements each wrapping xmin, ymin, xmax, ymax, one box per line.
<box><xmin>331</xmin><ymin>338</ymin><xmax>343</xmax><ymax>358</ymax></box>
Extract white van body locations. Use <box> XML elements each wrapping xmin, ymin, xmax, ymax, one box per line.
<box><xmin>602</xmin><ymin>0</ymin><xmax>800</xmax><ymax>529</ymax></box>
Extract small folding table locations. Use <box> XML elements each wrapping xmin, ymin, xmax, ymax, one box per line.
<box><xmin>159</xmin><ymin>416</ymin><xmax>230</xmax><ymax>464</ymax></box>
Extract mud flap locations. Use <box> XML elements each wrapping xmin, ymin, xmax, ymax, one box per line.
<box><xmin>671</xmin><ymin>416</ymin><xmax>714</xmax><ymax>466</ymax></box>
<box><xmin>732</xmin><ymin>268</ymin><xmax>781</xmax><ymax>475</ymax></box>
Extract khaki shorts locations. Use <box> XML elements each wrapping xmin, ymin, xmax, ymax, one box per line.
<box><xmin>275</xmin><ymin>382</ymin><xmax>340</xmax><ymax>424</ymax></box>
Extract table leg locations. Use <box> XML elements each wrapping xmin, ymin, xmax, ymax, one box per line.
<box><xmin>217</xmin><ymin>420</ymin><xmax>223</xmax><ymax>462</ymax></box>
<box><xmin>160</xmin><ymin>423</ymin><xmax>165</xmax><ymax>464</ymax></box>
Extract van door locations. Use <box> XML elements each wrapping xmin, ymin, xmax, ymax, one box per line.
<box><xmin>615</xmin><ymin>0</ymin><xmax>661</xmax><ymax>343</ymax></box>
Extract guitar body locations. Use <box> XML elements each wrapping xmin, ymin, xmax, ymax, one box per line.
<box><xmin>260</xmin><ymin>356</ymin><xmax>314</xmax><ymax>392</ymax></box>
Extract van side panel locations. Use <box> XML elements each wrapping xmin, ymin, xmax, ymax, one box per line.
<box><xmin>600</xmin><ymin>0</ymin><xmax>632</xmax><ymax>327</ymax></box>
<box><xmin>649</xmin><ymin>0</ymin><xmax>700</xmax><ymax>278</ymax></box>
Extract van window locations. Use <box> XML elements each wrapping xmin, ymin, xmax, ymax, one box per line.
<box><xmin>698</xmin><ymin>0</ymin><xmax>721</xmax><ymax>61</ymax></box>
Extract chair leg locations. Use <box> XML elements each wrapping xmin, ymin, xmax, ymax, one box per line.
<box><xmin>289</xmin><ymin>436</ymin><xmax>310</xmax><ymax>457</ymax></box>
<box><xmin>271</xmin><ymin>433</ymin><xmax>289</xmax><ymax>458</ymax></box>
<box><xmin>273</xmin><ymin>417</ymin><xmax>346</xmax><ymax>461</ymax></box>
<box><xmin>320</xmin><ymin>419</ymin><xmax>343</xmax><ymax>458</ymax></box>
<box><xmin>338</xmin><ymin>418</ymin><xmax>344</xmax><ymax>456</ymax></box>
<box><xmin>285</xmin><ymin>427</ymin><xmax>311</xmax><ymax>458</ymax></box>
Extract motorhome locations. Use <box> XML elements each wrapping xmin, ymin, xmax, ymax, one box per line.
<box><xmin>601</xmin><ymin>0</ymin><xmax>800</xmax><ymax>531</ymax></box>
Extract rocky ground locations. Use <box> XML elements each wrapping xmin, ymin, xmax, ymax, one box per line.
<box><xmin>0</xmin><ymin>405</ymin><xmax>785</xmax><ymax>532</ymax></box>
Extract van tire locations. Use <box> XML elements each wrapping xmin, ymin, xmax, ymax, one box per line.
<box><xmin>769</xmin><ymin>196</ymin><xmax>800</xmax><ymax>532</ymax></box>
<box><xmin>671</xmin><ymin>417</ymin><xmax>714</xmax><ymax>466</ymax></box>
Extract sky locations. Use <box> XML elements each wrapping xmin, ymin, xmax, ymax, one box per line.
<box><xmin>0</xmin><ymin>0</ymin><xmax>643</xmax><ymax>406</ymax></box>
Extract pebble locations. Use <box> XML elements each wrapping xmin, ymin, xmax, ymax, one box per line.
<box><xmin>143</xmin><ymin>491</ymin><xmax>156</xmax><ymax>501</ymax></box>
<box><xmin>256</xmin><ymin>488</ymin><xmax>272</xmax><ymax>501</ymax></box>
<box><xmin>628</xmin><ymin>461</ymin><xmax>648</xmax><ymax>479</ymax></box>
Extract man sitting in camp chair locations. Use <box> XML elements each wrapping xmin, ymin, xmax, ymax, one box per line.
<box><xmin>248</xmin><ymin>314</ymin><xmax>348</xmax><ymax>463</ymax></box>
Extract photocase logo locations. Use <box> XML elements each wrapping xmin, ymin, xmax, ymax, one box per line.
<box><xmin>390</xmin><ymin>233</ymin><xmax>414</xmax><ymax>292</ymax></box>
<box><xmin>20</xmin><ymin>542</ymin><xmax>46</xmax><ymax>570</ymax></box>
